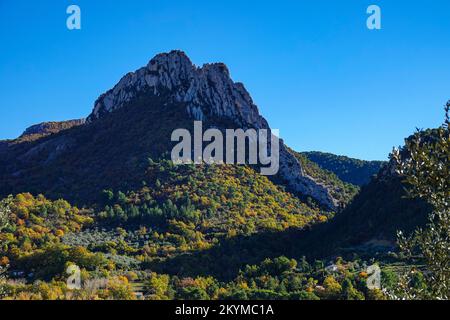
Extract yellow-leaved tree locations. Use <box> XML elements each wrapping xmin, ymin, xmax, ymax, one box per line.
<box><xmin>0</xmin><ymin>196</ymin><xmax>13</xmax><ymax>297</ymax></box>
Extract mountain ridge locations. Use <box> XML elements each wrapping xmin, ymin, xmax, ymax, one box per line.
<box><xmin>85</xmin><ymin>50</ymin><xmax>339</xmax><ymax>209</ymax></box>
<box><xmin>301</xmin><ymin>151</ymin><xmax>386</xmax><ymax>186</ymax></box>
<box><xmin>0</xmin><ymin>50</ymin><xmax>340</xmax><ymax>210</ymax></box>
<box><xmin>18</xmin><ymin>119</ymin><xmax>86</xmax><ymax>142</ymax></box>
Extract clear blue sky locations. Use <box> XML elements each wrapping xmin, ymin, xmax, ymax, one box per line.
<box><xmin>1</xmin><ymin>0</ymin><xmax>449</xmax><ymax>160</ymax></box>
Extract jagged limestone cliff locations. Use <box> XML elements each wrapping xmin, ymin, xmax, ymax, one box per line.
<box><xmin>87</xmin><ymin>51</ymin><xmax>337</xmax><ymax>209</ymax></box>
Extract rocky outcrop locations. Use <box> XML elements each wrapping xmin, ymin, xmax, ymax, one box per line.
<box><xmin>87</xmin><ymin>50</ymin><xmax>337</xmax><ymax>210</ymax></box>
<box><xmin>87</xmin><ymin>51</ymin><xmax>265</xmax><ymax>128</ymax></box>
<box><xmin>20</xmin><ymin>119</ymin><xmax>85</xmax><ymax>139</ymax></box>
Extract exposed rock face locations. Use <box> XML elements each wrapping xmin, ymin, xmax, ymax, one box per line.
<box><xmin>87</xmin><ymin>50</ymin><xmax>337</xmax><ymax>210</ymax></box>
<box><xmin>88</xmin><ymin>51</ymin><xmax>265</xmax><ymax>128</ymax></box>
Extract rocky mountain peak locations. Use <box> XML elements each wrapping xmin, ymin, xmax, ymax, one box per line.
<box><xmin>85</xmin><ymin>51</ymin><xmax>338</xmax><ymax>210</ymax></box>
<box><xmin>87</xmin><ymin>50</ymin><xmax>264</xmax><ymax>128</ymax></box>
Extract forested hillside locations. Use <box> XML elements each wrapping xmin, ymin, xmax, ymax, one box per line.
<box><xmin>302</xmin><ymin>151</ymin><xmax>385</xmax><ymax>186</ymax></box>
<box><xmin>292</xmin><ymin>151</ymin><xmax>359</xmax><ymax>206</ymax></box>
